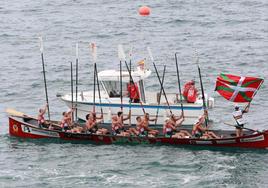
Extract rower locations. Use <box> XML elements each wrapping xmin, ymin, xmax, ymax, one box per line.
<box><xmin>233</xmin><ymin>103</ymin><xmax>250</xmax><ymax>137</ymax></box>
<box><xmin>142</xmin><ymin>113</ymin><xmax>159</xmax><ymax>136</ymax></box>
<box><xmin>163</xmin><ymin>114</ymin><xmax>191</xmax><ymax>138</ymax></box>
<box><xmin>136</xmin><ymin>116</ymin><xmax>150</xmax><ymax>137</ymax></box>
<box><xmin>85</xmin><ymin>112</ymin><xmax>107</xmax><ymax>134</ymax></box>
<box><xmin>111</xmin><ymin>113</ymin><xmax>130</xmax><ymax>136</ymax></box>
<box><xmin>60</xmin><ymin>109</ymin><xmax>75</xmax><ymax>131</ymax></box>
<box><xmin>37</xmin><ymin>103</ymin><xmax>48</xmax><ymax>128</ymax></box>
<box><xmin>192</xmin><ymin>112</ymin><xmax>220</xmax><ymax>139</ymax></box>
<box><xmin>163</xmin><ymin>119</ymin><xmax>176</xmax><ymax>138</ymax></box>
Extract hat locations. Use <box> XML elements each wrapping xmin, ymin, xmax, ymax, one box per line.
<box><xmin>234</xmin><ymin>103</ymin><xmax>239</xmax><ymax>109</ymax></box>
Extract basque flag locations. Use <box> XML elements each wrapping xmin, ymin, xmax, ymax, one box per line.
<box><xmin>215</xmin><ymin>73</ymin><xmax>264</xmax><ymax>102</ymax></box>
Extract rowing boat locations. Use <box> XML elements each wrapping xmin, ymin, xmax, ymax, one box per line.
<box><xmin>8</xmin><ymin>114</ymin><xmax>268</xmax><ymax>149</ymax></box>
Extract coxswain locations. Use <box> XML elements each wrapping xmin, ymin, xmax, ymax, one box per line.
<box><xmin>182</xmin><ymin>80</ymin><xmax>198</xmax><ymax>103</ymax></box>
<box><xmin>37</xmin><ymin>103</ymin><xmax>48</xmax><ymax>128</ymax></box>
<box><xmin>192</xmin><ymin>112</ymin><xmax>220</xmax><ymax>139</ymax></box>
<box><xmin>127</xmin><ymin>81</ymin><xmax>140</xmax><ymax>103</ymax></box>
<box><xmin>233</xmin><ymin>103</ymin><xmax>250</xmax><ymax>137</ymax></box>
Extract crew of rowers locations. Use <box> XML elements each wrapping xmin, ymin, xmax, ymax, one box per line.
<box><xmin>37</xmin><ymin>104</ymin><xmax>221</xmax><ymax>139</ymax></box>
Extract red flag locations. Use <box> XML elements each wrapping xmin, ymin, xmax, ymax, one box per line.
<box><xmin>215</xmin><ymin>73</ymin><xmax>263</xmax><ymax>102</ymax></box>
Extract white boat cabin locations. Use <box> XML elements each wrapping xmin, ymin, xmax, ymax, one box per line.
<box><xmin>98</xmin><ymin>68</ymin><xmax>151</xmax><ymax>103</ymax></box>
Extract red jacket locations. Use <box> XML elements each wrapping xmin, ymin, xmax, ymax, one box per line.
<box><xmin>127</xmin><ymin>83</ymin><xmax>140</xmax><ymax>100</ymax></box>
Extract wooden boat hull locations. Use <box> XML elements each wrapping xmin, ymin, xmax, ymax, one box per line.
<box><xmin>8</xmin><ymin>116</ymin><xmax>268</xmax><ymax>149</ymax></box>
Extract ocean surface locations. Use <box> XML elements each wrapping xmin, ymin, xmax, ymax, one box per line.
<box><xmin>0</xmin><ymin>0</ymin><xmax>268</xmax><ymax>187</ymax></box>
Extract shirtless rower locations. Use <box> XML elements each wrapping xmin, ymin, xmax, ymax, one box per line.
<box><xmin>37</xmin><ymin>103</ymin><xmax>48</xmax><ymax>128</ymax></box>
<box><xmin>163</xmin><ymin>113</ymin><xmax>191</xmax><ymax>138</ymax></box>
<box><xmin>60</xmin><ymin>109</ymin><xmax>74</xmax><ymax>131</ymax></box>
<box><xmin>111</xmin><ymin>112</ymin><xmax>130</xmax><ymax>136</ymax></box>
<box><xmin>192</xmin><ymin>112</ymin><xmax>220</xmax><ymax>139</ymax></box>
<box><xmin>169</xmin><ymin>113</ymin><xmax>191</xmax><ymax>137</ymax></box>
<box><xmin>142</xmin><ymin>113</ymin><xmax>159</xmax><ymax>136</ymax></box>
<box><xmin>85</xmin><ymin>112</ymin><xmax>108</xmax><ymax>135</ymax></box>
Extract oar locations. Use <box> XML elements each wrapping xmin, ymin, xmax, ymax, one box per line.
<box><xmin>124</xmin><ymin>58</ymin><xmax>146</xmax><ymax>114</ymax></box>
<box><xmin>39</xmin><ymin>36</ymin><xmax>50</xmax><ymax>120</ymax></box>
<box><xmin>119</xmin><ymin>45</ymin><xmax>146</xmax><ymax>114</ymax></box>
<box><xmin>195</xmin><ymin>51</ymin><xmax>208</xmax><ymax>127</ymax></box>
<box><xmin>155</xmin><ymin>65</ymin><xmax>166</xmax><ymax>125</ymax></box>
<box><xmin>90</xmin><ymin>43</ymin><xmax>97</xmax><ymax>113</ymax></box>
<box><xmin>70</xmin><ymin>61</ymin><xmax>74</xmax><ymax>124</ymax></box>
<box><xmin>223</xmin><ymin>122</ymin><xmax>260</xmax><ymax>133</ymax></box>
<box><xmin>90</xmin><ymin>43</ymin><xmax>103</xmax><ymax>117</ymax></box>
<box><xmin>175</xmin><ymin>52</ymin><xmax>184</xmax><ymax>116</ymax></box>
<box><xmin>128</xmin><ymin>47</ymin><xmax>133</xmax><ymax>126</ymax></box>
<box><xmin>118</xmin><ymin>45</ymin><xmax>124</xmax><ymax>111</ymax></box>
<box><xmin>95</xmin><ymin>63</ymin><xmax>104</xmax><ymax>118</ymax></box>
<box><xmin>147</xmin><ymin>47</ymin><xmax>172</xmax><ymax>115</ymax></box>
<box><xmin>6</xmin><ymin>108</ymin><xmax>29</xmax><ymax>117</ymax></box>
<box><xmin>75</xmin><ymin>43</ymin><xmax>79</xmax><ymax>122</ymax></box>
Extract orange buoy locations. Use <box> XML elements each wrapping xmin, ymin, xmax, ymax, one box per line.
<box><xmin>139</xmin><ymin>6</ymin><xmax>150</xmax><ymax>16</ymax></box>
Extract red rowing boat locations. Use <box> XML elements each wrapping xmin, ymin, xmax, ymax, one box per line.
<box><xmin>8</xmin><ymin>115</ymin><xmax>268</xmax><ymax>149</ymax></box>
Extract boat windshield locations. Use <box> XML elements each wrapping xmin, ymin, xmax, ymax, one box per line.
<box><xmin>102</xmin><ymin>81</ymin><xmax>128</xmax><ymax>98</ymax></box>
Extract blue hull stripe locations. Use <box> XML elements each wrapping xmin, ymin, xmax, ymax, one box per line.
<box><xmin>73</xmin><ymin>101</ymin><xmax>203</xmax><ymax>110</ymax></box>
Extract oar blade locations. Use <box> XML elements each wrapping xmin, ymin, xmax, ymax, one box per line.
<box><xmin>5</xmin><ymin>108</ymin><xmax>25</xmax><ymax>117</ymax></box>
<box><xmin>118</xmin><ymin>44</ymin><xmax>126</xmax><ymax>61</ymax></box>
<box><xmin>147</xmin><ymin>47</ymin><xmax>154</xmax><ymax>62</ymax></box>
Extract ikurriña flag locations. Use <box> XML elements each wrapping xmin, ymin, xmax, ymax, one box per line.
<box><xmin>215</xmin><ymin>73</ymin><xmax>264</xmax><ymax>102</ymax></box>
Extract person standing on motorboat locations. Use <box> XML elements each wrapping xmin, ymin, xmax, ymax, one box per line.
<box><xmin>182</xmin><ymin>80</ymin><xmax>198</xmax><ymax>103</ymax></box>
<box><xmin>233</xmin><ymin>103</ymin><xmax>250</xmax><ymax>137</ymax></box>
<box><xmin>127</xmin><ymin>81</ymin><xmax>140</xmax><ymax>103</ymax></box>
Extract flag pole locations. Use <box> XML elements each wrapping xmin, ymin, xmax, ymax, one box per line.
<box><xmin>39</xmin><ymin>36</ymin><xmax>50</xmax><ymax>121</ymax></box>
<box><xmin>244</xmin><ymin>78</ymin><xmax>264</xmax><ymax>110</ymax></box>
